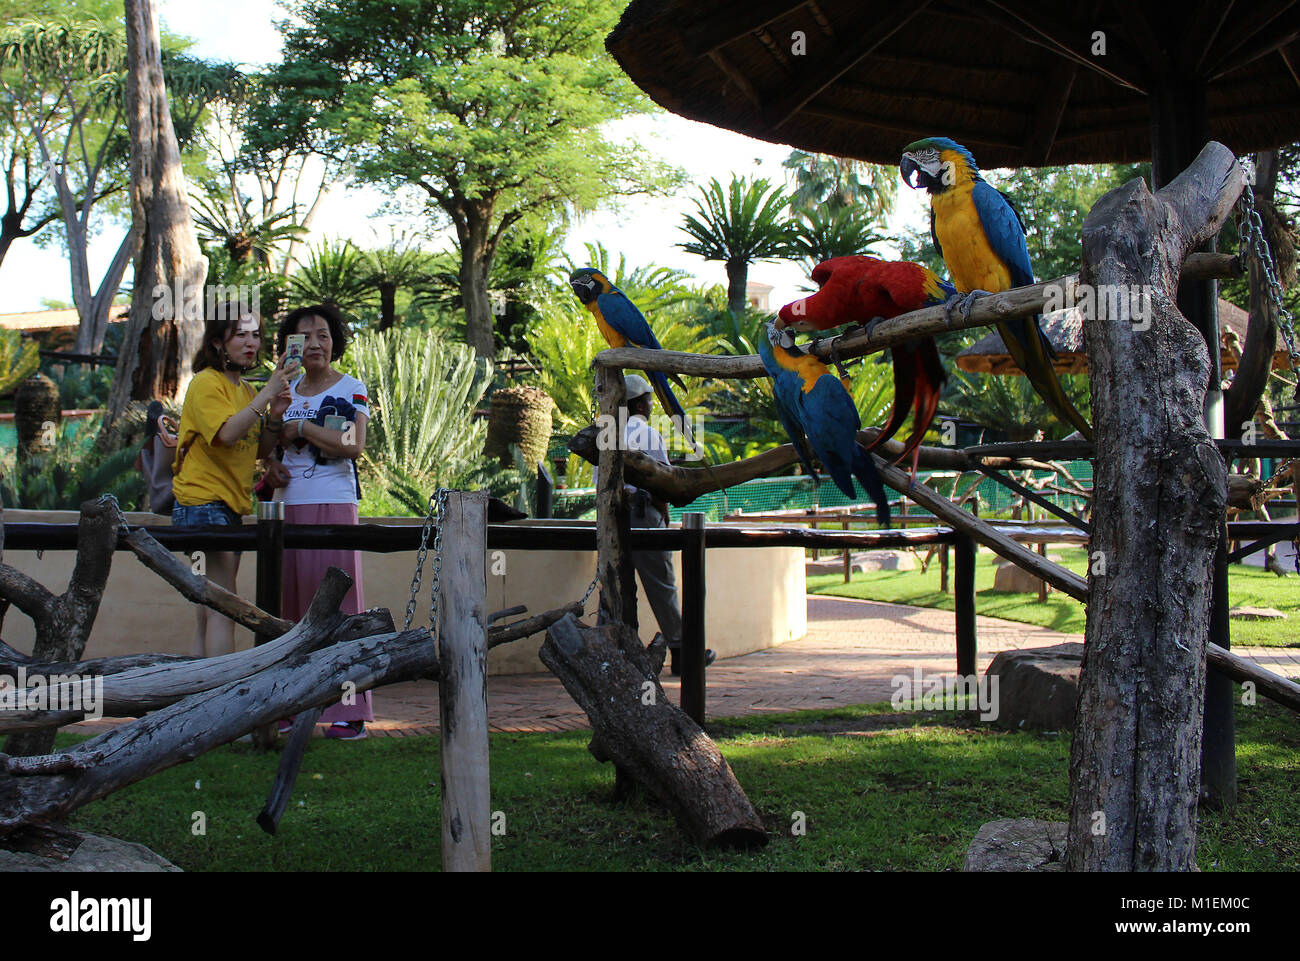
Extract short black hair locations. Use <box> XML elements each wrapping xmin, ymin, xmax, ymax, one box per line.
<box><xmin>277</xmin><ymin>303</ymin><xmax>349</xmax><ymax>361</ymax></box>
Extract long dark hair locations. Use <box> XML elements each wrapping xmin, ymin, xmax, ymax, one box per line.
<box><xmin>276</xmin><ymin>304</ymin><xmax>350</xmax><ymax>361</ymax></box>
<box><xmin>192</xmin><ymin>310</ymin><xmax>262</xmax><ymax>373</ymax></box>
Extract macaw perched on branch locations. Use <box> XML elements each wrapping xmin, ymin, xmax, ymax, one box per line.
<box><xmin>776</xmin><ymin>255</ymin><xmax>956</xmax><ymax>476</ymax></box>
<box><xmin>900</xmin><ymin>137</ymin><xmax>1092</xmax><ymax>439</ymax></box>
<box><xmin>757</xmin><ymin>321</ymin><xmax>891</xmax><ymax>526</ymax></box>
<box><xmin>569</xmin><ymin>267</ymin><xmax>694</xmax><ymax>445</ymax></box>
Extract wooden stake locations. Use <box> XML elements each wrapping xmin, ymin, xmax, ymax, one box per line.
<box><xmin>437</xmin><ymin>490</ymin><xmax>491</xmax><ymax>873</ymax></box>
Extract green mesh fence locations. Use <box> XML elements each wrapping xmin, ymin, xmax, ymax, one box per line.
<box><xmin>552</xmin><ymin>460</ymin><xmax>1094</xmax><ymax>523</ymax></box>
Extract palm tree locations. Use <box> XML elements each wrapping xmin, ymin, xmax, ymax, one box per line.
<box><xmin>362</xmin><ymin>235</ymin><xmax>435</xmax><ymax>331</ymax></box>
<box><xmin>287</xmin><ymin>239</ymin><xmax>374</xmax><ymax>321</ymax></box>
<box><xmin>678</xmin><ymin>175</ymin><xmax>796</xmax><ymax>314</ymax></box>
<box><xmin>782</xmin><ymin>150</ymin><xmax>898</xmax><ymax>220</ymax></box>
<box><xmin>191</xmin><ymin>184</ymin><xmax>305</xmax><ymax>270</ymax></box>
<box><xmin>791</xmin><ymin>206</ymin><xmax>888</xmax><ymax>275</ymax></box>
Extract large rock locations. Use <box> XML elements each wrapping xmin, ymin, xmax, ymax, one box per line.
<box><xmin>0</xmin><ymin>829</ymin><xmax>180</xmax><ymax>872</ymax></box>
<box><xmin>992</xmin><ymin>555</ymin><xmax>1063</xmax><ymax>594</ymax></box>
<box><xmin>806</xmin><ymin>549</ymin><xmax>916</xmax><ymax>577</ymax></box>
<box><xmin>985</xmin><ymin>643</ymin><xmax>1084</xmax><ymax>730</ymax></box>
<box><xmin>964</xmin><ymin>818</ymin><xmax>1067</xmax><ymax>871</ymax></box>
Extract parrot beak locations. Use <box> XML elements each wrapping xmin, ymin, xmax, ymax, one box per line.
<box><xmin>901</xmin><ymin>151</ymin><xmax>944</xmax><ymax>190</ymax></box>
<box><xmin>570</xmin><ymin>276</ymin><xmax>598</xmax><ymax>303</ymax></box>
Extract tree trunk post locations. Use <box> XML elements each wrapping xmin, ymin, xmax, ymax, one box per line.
<box><xmin>437</xmin><ymin>490</ymin><xmax>491</xmax><ymax>872</ymax></box>
<box><xmin>680</xmin><ymin>511</ymin><xmax>707</xmax><ymax>724</ymax></box>
<box><xmin>251</xmin><ymin>500</ymin><xmax>285</xmax><ymax>749</ymax></box>
<box><xmin>1067</xmin><ymin>143</ymin><xmax>1245</xmax><ymax>871</ymax></box>
<box><xmin>594</xmin><ymin>366</ymin><xmax>635</xmax><ymax>628</ymax></box>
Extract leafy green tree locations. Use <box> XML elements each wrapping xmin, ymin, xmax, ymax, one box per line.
<box><xmin>678</xmin><ymin>174</ymin><xmax>796</xmax><ymax>314</ymax></box>
<box><xmin>270</xmin><ymin>0</ymin><xmax>677</xmax><ymax>359</ymax></box>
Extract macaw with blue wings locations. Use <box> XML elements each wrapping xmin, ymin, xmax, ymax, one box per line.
<box><xmin>758</xmin><ymin>321</ymin><xmax>890</xmax><ymax>526</ymax></box>
<box><xmin>900</xmin><ymin>137</ymin><xmax>1091</xmax><ymax>439</ymax></box>
<box><xmin>569</xmin><ymin>267</ymin><xmax>691</xmax><ymax>441</ymax></box>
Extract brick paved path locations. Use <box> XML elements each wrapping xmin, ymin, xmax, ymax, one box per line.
<box><xmin>67</xmin><ymin>596</ymin><xmax>1299</xmax><ymax>738</ymax></box>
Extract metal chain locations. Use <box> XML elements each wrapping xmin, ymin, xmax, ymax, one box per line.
<box><xmin>1236</xmin><ymin>185</ymin><xmax>1300</xmax><ymax>380</ymax></box>
<box><xmin>428</xmin><ymin>487</ymin><xmax>449</xmax><ymax>634</ymax></box>
<box><xmin>403</xmin><ymin>492</ymin><xmax>439</xmax><ymax>631</ymax></box>
<box><xmin>580</xmin><ymin>573</ymin><xmax>599</xmax><ymax>613</ymax></box>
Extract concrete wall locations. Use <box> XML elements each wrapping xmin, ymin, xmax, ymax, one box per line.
<box><xmin>2</xmin><ymin>511</ymin><xmax>806</xmax><ymax>675</ymax></box>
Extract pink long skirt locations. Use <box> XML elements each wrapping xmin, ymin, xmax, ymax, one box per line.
<box><xmin>282</xmin><ymin>502</ymin><xmax>373</xmax><ymax>724</ymax></box>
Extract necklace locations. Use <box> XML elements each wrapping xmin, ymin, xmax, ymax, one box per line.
<box><xmin>297</xmin><ymin>368</ymin><xmax>340</xmax><ymax>397</ymax></box>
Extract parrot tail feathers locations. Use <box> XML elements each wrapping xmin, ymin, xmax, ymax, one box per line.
<box><xmin>852</xmin><ymin>445</ymin><xmax>891</xmax><ymax>528</ymax></box>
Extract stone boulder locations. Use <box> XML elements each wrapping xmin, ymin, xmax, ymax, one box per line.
<box><xmin>805</xmin><ymin>549</ymin><xmax>916</xmax><ymax>577</ymax></box>
<box><xmin>984</xmin><ymin>643</ymin><xmax>1084</xmax><ymax>730</ymax></box>
<box><xmin>964</xmin><ymin>818</ymin><xmax>1067</xmax><ymax>871</ymax></box>
<box><xmin>0</xmin><ymin>829</ymin><xmax>180</xmax><ymax>872</ymax></box>
<box><xmin>992</xmin><ymin>554</ymin><xmax>1063</xmax><ymax>594</ymax></box>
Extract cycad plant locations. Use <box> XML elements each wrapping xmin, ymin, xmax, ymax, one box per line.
<box><xmin>791</xmin><ymin>206</ymin><xmax>888</xmax><ymax>277</ymax></box>
<box><xmin>0</xmin><ymin>331</ymin><xmax>40</xmax><ymax>396</ymax></box>
<box><xmin>678</xmin><ymin>175</ymin><xmax>796</xmax><ymax>314</ymax></box>
<box><xmin>347</xmin><ymin>328</ymin><xmax>493</xmax><ymax>496</ymax></box>
<box><xmin>288</xmin><ymin>239</ymin><xmax>374</xmax><ymax>322</ymax></box>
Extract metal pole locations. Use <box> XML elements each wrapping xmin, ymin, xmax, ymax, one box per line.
<box><xmin>254</xmin><ymin>499</ymin><xmax>284</xmax><ymax>644</ymax></box>
<box><xmin>680</xmin><ymin>512</ymin><xmax>707</xmax><ymax>724</ymax></box>
<box><xmin>535</xmin><ymin>462</ymin><xmax>553</xmax><ymax>519</ymax></box>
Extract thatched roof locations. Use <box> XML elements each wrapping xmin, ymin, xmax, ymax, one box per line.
<box><xmin>955</xmin><ymin>299</ymin><xmax>1289</xmax><ymax>375</ymax></box>
<box><xmin>607</xmin><ymin>0</ymin><xmax>1300</xmax><ymax>168</ymax></box>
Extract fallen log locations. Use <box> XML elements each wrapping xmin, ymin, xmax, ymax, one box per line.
<box><xmin>539</xmin><ymin>613</ymin><xmax>766</xmax><ymax>848</ymax></box>
<box><xmin>0</xmin><ymin>624</ymin><xmax>438</xmax><ymax>834</ymax></box>
<box><xmin>0</xmin><ymin>570</ymin><xmax>386</xmax><ymax>732</ymax></box>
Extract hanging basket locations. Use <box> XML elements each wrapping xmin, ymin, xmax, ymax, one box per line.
<box><xmin>14</xmin><ymin>373</ymin><xmax>61</xmax><ymax>458</ymax></box>
<box><xmin>484</xmin><ymin>386</ymin><xmax>555</xmax><ymax>469</ymax></box>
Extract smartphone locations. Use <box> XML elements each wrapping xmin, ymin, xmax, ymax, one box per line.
<box><xmin>284</xmin><ymin>334</ymin><xmax>306</xmax><ymax>371</ymax></box>
<box><xmin>323</xmin><ymin>414</ymin><xmax>346</xmax><ymax>432</ymax></box>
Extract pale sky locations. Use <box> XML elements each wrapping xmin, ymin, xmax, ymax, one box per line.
<box><xmin>0</xmin><ymin>0</ymin><xmax>929</xmax><ymax>315</ymax></box>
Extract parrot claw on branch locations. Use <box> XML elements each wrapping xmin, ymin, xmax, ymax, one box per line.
<box><xmin>943</xmin><ymin>289</ymin><xmax>991</xmax><ymax>327</ymax></box>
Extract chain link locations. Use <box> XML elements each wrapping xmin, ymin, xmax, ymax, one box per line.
<box><xmin>403</xmin><ymin>492</ymin><xmax>439</xmax><ymax>631</ymax></box>
<box><xmin>1236</xmin><ymin>185</ymin><xmax>1300</xmax><ymax>383</ymax></box>
<box><xmin>580</xmin><ymin>573</ymin><xmax>599</xmax><ymax>613</ymax></box>
<box><xmin>428</xmin><ymin>487</ymin><xmax>448</xmax><ymax>634</ymax></box>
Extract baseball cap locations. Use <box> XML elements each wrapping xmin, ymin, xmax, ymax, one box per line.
<box><xmin>624</xmin><ymin>374</ymin><xmax>653</xmax><ymax>401</ymax></box>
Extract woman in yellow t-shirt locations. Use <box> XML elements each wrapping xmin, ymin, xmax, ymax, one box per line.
<box><xmin>173</xmin><ymin>310</ymin><xmax>292</xmax><ymax>657</ymax></box>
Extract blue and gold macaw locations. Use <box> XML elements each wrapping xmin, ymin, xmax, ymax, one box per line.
<box><xmin>569</xmin><ymin>267</ymin><xmax>691</xmax><ymax>440</ymax></box>
<box><xmin>900</xmin><ymin>137</ymin><xmax>1092</xmax><ymax>439</ymax></box>
<box><xmin>758</xmin><ymin>321</ymin><xmax>890</xmax><ymax>526</ymax></box>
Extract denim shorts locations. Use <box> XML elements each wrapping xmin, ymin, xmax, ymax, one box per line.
<box><xmin>171</xmin><ymin>501</ymin><xmax>242</xmax><ymax>527</ymax></box>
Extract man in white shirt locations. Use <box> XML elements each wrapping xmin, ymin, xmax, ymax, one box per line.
<box><xmin>613</xmin><ymin>375</ymin><xmax>713</xmax><ymax>675</ymax></box>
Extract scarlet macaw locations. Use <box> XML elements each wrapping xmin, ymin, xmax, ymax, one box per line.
<box><xmin>757</xmin><ymin>321</ymin><xmax>890</xmax><ymax>526</ymax></box>
<box><xmin>776</xmin><ymin>255</ymin><xmax>955</xmax><ymax>476</ymax></box>
<box><xmin>569</xmin><ymin>267</ymin><xmax>691</xmax><ymax>440</ymax></box>
<box><xmin>900</xmin><ymin>137</ymin><xmax>1092</xmax><ymax>439</ymax></box>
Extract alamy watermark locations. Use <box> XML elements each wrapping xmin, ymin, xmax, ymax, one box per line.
<box><xmin>1043</xmin><ymin>282</ymin><xmax>1154</xmax><ymax>331</ymax></box>
<box><xmin>890</xmin><ymin>667</ymin><xmax>999</xmax><ymax>721</ymax></box>
<box><xmin>152</xmin><ymin>280</ymin><xmax>261</xmax><ymax>322</ymax></box>
<box><xmin>0</xmin><ymin>668</ymin><xmax>104</xmax><ymax>721</ymax></box>
<box><xmin>595</xmin><ymin>406</ymin><xmax>706</xmax><ymax>460</ymax></box>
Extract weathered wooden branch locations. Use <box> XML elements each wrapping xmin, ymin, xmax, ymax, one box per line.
<box><xmin>487</xmin><ymin>602</ymin><xmax>585</xmax><ymax>648</ymax></box>
<box><xmin>1067</xmin><ymin>141</ymin><xmax>1246</xmax><ymax>872</ymax></box>
<box><xmin>0</xmin><ymin>624</ymin><xmax>437</xmax><ymax>834</ymax></box>
<box><xmin>592</xmin><ymin>252</ymin><xmax>1241</xmax><ymax>378</ymax></box>
<box><xmin>256</xmin><ymin>706</ymin><xmax>323</xmax><ymax>836</ymax></box>
<box><xmin>570</xmin><ymin>424</ymin><xmax>1067</xmax><ymax>508</ymax></box>
<box><xmin>0</xmin><ymin>571</ymin><xmax>385</xmax><ymax>732</ymax></box>
<box><xmin>1</xmin><ymin>499</ymin><xmax>122</xmax><ymax>758</ymax></box>
<box><xmin>540</xmin><ymin>614</ymin><xmax>766</xmax><ymax>848</ymax></box>
<box><xmin>124</xmin><ymin>527</ymin><xmax>293</xmax><ymax>637</ymax></box>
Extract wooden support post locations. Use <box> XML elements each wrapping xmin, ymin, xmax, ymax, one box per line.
<box><xmin>595</xmin><ymin>366</ymin><xmax>635</xmax><ymax>627</ymax></box>
<box><xmin>810</xmin><ymin>518</ymin><xmax>818</xmax><ymax>560</ymax></box>
<box><xmin>437</xmin><ymin>490</ymin><xmax>491</xmax><ymax>873</ymax></box>
<box><xmin>251</xmin><ymin>500</ymin><xmax>285</xmax><ymax>749</ymax></box>
<box><xmin>940</xmin><ymin>543</ymin><xmax>950</xmax><ymax>593</ymax></box>
<box><xmin>254</xmin><ymin>500</ymin><xmax>284</xmax><ymax>642</ymax></box>
<box><xmin>1037</xmin><ymin>542</ymin><xmax>1048</xmax><ymax>603</ymax></box>
<box><xmin>680</xmin><ymin>512</ymin><xmax>707</xmax><ymax>724</ymax></box>
<box><xmin>842</xmin><ymin>519</ymin><xmax>851</xmax><ymax>583</ymax></box>
<box><xmin>1201</xmin><ymin>521</ymin><xmax>1237</xmax><ymax>809</ymax></box>
<box><xmin>954</xmin><ymin>533</ymin><xmax>976</xmax><ymax>679</ymax></box>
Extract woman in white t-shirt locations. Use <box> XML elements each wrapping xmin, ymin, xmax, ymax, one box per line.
<box><xmin>270</xmin><ymin>303</ymin><xmax>373</xmax><ymax>739</ymax></box>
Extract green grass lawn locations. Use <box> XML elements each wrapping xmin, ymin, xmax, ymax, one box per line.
<box><xmin>808</xmin><ymin>547</ymin><xmax>1299</xmax><ymax>646</ymax></box>
<box><xmin>65</xmin><ymin>694</ymin><xmax>1298</xmax><ymax>871</ymax></box>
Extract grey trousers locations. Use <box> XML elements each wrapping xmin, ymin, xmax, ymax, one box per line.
<box><xmin>630</xmin><ymin>495</ymin><xmax>683</xmax><ymax>649</ymax></box>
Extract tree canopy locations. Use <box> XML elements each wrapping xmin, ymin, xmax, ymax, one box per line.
<box><xmin>269</xmin><ymin>0</ymin><xmax>678</xmax><ymax>357</ymax></box>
